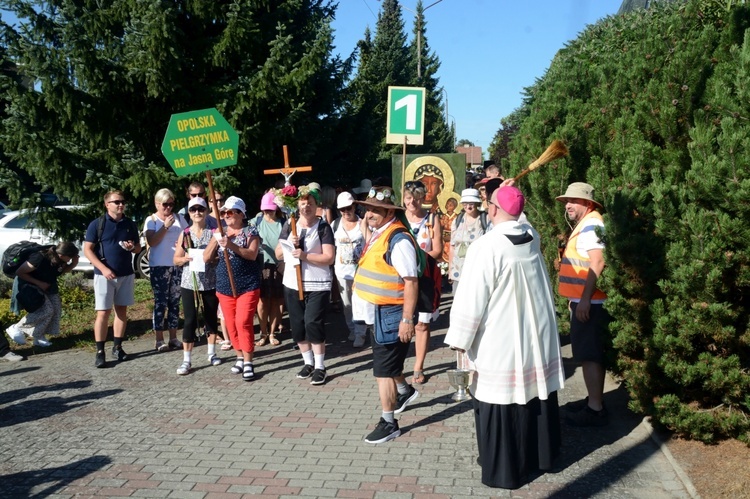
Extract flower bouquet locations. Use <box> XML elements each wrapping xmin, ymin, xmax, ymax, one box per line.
<box><xmin>272</xmin><ymin>184</ymin><xmax>299</xmax><ymax>216</ymax></box>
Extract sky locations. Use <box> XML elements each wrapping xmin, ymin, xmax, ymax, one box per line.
<box><xmin>330</xmin><ymin>0</ymin><xmax>623</xmax><ymax>157</ymax></box>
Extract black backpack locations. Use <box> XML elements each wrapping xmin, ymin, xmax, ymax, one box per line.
<box><xmin>2</xmin><ymin>241</ymin><xmax>54</xmax><ymax>277</ymax></box>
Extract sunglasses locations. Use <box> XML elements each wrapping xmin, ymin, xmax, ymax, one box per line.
<box><xmin>189</xmin><ymin>192</ymin><xmax>205</xmax><ymax>198</ymax></box>
<box><xmin>162</xmin><ymin>202</ymin><xmax>175</xmax><ymax>208</ymax></box>
<box><xmin>222</xmin><ymin>209</ymin><xmax>240</xmax><ymax>217</ymax></box>
<box><xmin>108</xmin><ymin>200</ymin><xmax>126</xmax><ymax>205</ymax></box>
<box><xmin>340</xmin><ymin>205</ymin><xmax>354</xmax><ymax>211</ymax></box>
<box><xmin>189</xmin><ymin>206</ymin><xmax>206</xmax><ymax>213</ymax></box>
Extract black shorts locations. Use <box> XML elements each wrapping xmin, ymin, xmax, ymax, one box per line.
<box><xmin>371</xmin><ymin>329</ymin><xmax>410</xmax><ymax>378</ymax></box>
<box><xmin>260</xmin><ymin>263</ymin><xmax>284</xmax><ymax>300</ymax></box>
<box><xmin>570</xmin><ymin>302</ymin><xmax>610</xmax><ymax>364</ymax></box>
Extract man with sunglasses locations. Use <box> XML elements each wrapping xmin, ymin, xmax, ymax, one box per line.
<box><xmin>84</xmin><ymin>190</ymin><xmax>141</xmax><ymax>368</ymax></box>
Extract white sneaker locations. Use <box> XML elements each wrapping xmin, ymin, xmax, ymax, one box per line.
<box><xmin>0</xmin><ymin>350</ymin><xmax>24</xmax><ymax>362</ymax></box>
<box><xmin>353</xmin><ymin>335</ymin><xmax>366</xmax><ymax>348</ymax></box>
<box><xmin>6</xmin><ymin>325</ymin><xmax>27</xmax><ymax>345</ymax></box>
<box><xmin>33</xmin><ymin>338</ymin><xmax>52</xmax><ymax>347</ymax></box>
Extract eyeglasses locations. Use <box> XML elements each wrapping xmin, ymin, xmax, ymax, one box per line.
<box><xmin>222</xmin><ymin>209</ymin><xmax>240</xmax><ymax>217</ymax></box>
<box><xmin>108</xmin><ymin>200</ymin><xmax>126</xmax><ymax>205</ymax></box>
<box><xmin>189</xmin><ymin>206</ymin><xmax>206</xmax><ymax>213</ymax></box>
<box><xmin>189</xmin><ymin>192</ymin><xmax>205</xmax><ymax>198</ymax></box>
<box><xmin>162</xmin><ymin>202</ymin><xmax>175</xmax><ymax>208</ymax></box>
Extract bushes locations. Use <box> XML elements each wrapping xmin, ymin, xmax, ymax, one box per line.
<box><xmin>499</xmin><ymin>0</ymin><xmax>750</xmax><ymax>442</ymax></box>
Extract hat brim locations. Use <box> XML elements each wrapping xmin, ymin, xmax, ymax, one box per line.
<box><xmin>555</xmin><ymin>195</ymin><xmax>603</xmax><ymax>209</ymax></box>
<box><xmin>355</xmin><ymin>199</ymin><xmax>405</xmax><ymax>211</ymax></box>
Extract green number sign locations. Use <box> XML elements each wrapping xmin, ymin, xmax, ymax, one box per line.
<box><xmin>386</xmin><ymin>86</ymin><xmax>426</xmax><ymax>145</ymax></box>
<box><xmin>161</xmin><ymin>108</ymin><xmax>239</xmax><ymax>177</ymax></box>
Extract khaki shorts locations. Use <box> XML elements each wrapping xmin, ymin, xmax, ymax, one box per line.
<box><xmin>94</xmin><ymin>273</ymin><xmax>135</xmax><ymax>310</ymax></box>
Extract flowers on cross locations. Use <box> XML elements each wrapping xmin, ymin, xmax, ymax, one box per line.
<box><xmin>273</xmin><ymin>184</ymin><xmax>299</xmax><ymax>214</ymax></box>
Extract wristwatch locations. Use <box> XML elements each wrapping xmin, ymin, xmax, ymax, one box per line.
<box><xmin>401</xmin><ymin>317</ymin><xmax>414</xmax><ymax>325</ymax></box>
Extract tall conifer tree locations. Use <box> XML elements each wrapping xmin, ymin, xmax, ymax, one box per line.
<box><xmin>0</xmin><ymin>0</ymin><xmax>345</xmax><ymax>215</ymax></box>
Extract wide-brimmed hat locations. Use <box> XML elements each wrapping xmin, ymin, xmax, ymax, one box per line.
<box><xmin>460</xmin><ymin>188</ymin><xmax>481</xmax><ymax>204</ymax></box>
<box><xmin>352</xmin><ymin>178</ymin><xmax>373</xmax><ymax>195</ymax></box>
<box><xmin>355</xmin><ymin>186</ymin><xmax>405</xmax><ymax>211</ymax></box>
<box><xmin>220</xmin><ymin>195</ymin><xmax>246</xmax><ymax>215</ymax></box>
<box><xmin>556</xmin><ymin>182</ymin><xmax>602</xmax><ymax>208</ymax></box>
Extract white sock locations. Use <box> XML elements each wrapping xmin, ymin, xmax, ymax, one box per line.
<box><xmin>183</xmin><ymin>351</ymin><xmax>191</xmax><ymax>363</ymax></box>
<box><xmin>382</xmin><ymin>411</ymin><xmax>395</xmax><ymax>424</ymax></box>
<box><xmin>207</xmin><ymin>343</ymin><xmax>216</xmax><ymax>356</ymax></box>
<box><xmin>301</xmin><ymin>349</ymin><xmax>314</xmax><ymax>366</ymax></box>
<box><xmin>314</xmin><ymin>354</ymin><xmax>325</xmax><ymax>371</ymax></box>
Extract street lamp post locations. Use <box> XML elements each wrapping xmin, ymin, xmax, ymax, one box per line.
<box><xmin>402</xmin><ymin>0</ymin><xmax>444</xmax><ymax>79</ymax></box>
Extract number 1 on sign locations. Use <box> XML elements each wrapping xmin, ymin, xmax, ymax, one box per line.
<box><xmin>394</xmin><ymin>94</ymin><xmax>417</xmax><ymax>130</ymax></box>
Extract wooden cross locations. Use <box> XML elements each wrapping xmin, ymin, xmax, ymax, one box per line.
<box><xmin>263</xmin><ymin>145</ymin><xmax>312</xmax><ymax>186</ymax></box>
<box><xmin>262</xmin><ymin>145</ymin><xmax>312</xmax><ymax>300</ymax></box>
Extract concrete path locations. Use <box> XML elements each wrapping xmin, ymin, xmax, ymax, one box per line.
<box><xmin>0</xmin><ymin>297</ymin><xmax>697</xmax><ymax>498</ymax></box>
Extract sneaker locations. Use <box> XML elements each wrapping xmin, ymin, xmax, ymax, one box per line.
<box><xmin>176</xmin><ymin>361</ymin><xmax>191</xmax><ymax>375</ymax></box>
<box><xmin>155</xmin><ymin>341</ymin><xmax>169</xmax><ymax>353</ymax></box>
<box><xmin>296</xmin><ymin>364</ymin><xmax>314</xmax><ymax>379</ymax></box>
<box><xmin>33</xmin><ymin>338</ymin><xmax>52</xmax><ymax>347</ymax></box>
<box><xmin>364</xmin><ymin>418</ymin><xmax>401</xmax><ymax>444</ymax></box>
<box><xmin>310</xmin><ymin>368</ymin><xmax>327</xmax><ymax>385</ymax></box>
<box><xmin>0</xmin><ymin>350</ymin><xmax>24</xmax><ymax>362</ymax></box>
<box><xmin>208</xmin><ymin>354</ymin><xmax>222</xmax><ymax>366</ymax></box>
<box><xmin>168</xmin><ymin>338</ymin><xmax>183</xmax><ymax>350</ymax></box>
<box><xmin>95</xmin><ymin>350</ymin><xmax>106</xmax><ymax>368</ymax></box>
<box><xmin>6</xmin><ymin>325</ymin><xmax>27</xmax><ymax>346</ymax></box>
<box><xmin>566</xmin><ymin>405</ymin><xmax>609</xmax><ymax>427</ymax></box>
<box><xmin>564</xmin><ymin>396</ymin><xmax>589</xmax><ymax>413</ymax></box>
<box><xmin>353</xmin><ymin>335</ymin><xmax>366</xmax><ymax>348</ymax></box>
<box><xmin>242</xmin><ymin>363</ymin><xmax>255</xmax><ymax>381</ymax></box>
<box><xmin>394</xmin><ymin>385</ymin><xmax>419</xmax><ymax>415</ymax></box>
<box><xmin>112</xmin><ymin>346</ymin><xmax>128</xmax><ymax>362</ymax></box>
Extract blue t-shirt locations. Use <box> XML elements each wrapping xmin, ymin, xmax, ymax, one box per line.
<box><xmin>215</xmin><ymin>226</ymin><xmax>261</xmax><ymax>296</ymax></box>
<box><xmin>85</xmin><ymin>214</ymin><xmax>139</xmax><ymax>276</ymax></box>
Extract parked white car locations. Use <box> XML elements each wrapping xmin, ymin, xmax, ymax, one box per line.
<box><xmin>0</xmin><ymin>206</ymin><xmax>150</xmax><ymax>277</ymax></box>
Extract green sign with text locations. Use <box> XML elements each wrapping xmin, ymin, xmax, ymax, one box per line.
<box><xmin>161</xmin><ymin>108</ymin><xmax>239</xmax><ymax>177</ymax></box>
<box><xmin>386</xmin><ymin>86</ymin><xmax>426</xmax><ymax>145</ymax></box>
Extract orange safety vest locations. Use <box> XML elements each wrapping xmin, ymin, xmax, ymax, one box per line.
<box><xmin>558</xmin><ymin>211</ymin><xmax>607</xmax><ymax>301</ymax></box>
<box><xmin>353</xmin><ymin>221</ymin><xmax>413</xmax><ymax>306</ymax></box>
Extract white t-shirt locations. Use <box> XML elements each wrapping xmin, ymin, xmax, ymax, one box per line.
<box><xmin>281</xmin><ymin>220</ymin><xmax>333</xmax><ymax>292</ymax></box>
<box><xmin>144</xmin><ymin>213</ymin><xmax>187</xmax><ymax>267</ymax></box>
<box><xmin>333</xmin><ymin>217</ymin><xmax>364</xmax><ymax>280</ymax></box>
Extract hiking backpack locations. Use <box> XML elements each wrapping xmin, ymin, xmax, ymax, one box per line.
<box><xmin>2</xmin><ymin>241</ymin><xmax>54</xmax><ymax>277</ymax></box>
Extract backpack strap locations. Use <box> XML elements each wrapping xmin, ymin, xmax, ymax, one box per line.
<box><xmin>95</xmin><ymin>214</ymin><xmax>107</xmax><ymax>260</ymax></box>
<box><xmin>480</xmin><ymin>212</ymin><xmax>488</xmax><ymax>231</ymax></box>
<box><xmin>332</xmin><ymin>216</ymin><xmax>341</xmax><ymax>233</ymax></box>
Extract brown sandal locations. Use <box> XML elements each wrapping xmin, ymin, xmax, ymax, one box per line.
<box><xmin>269</xmin><ymin>333</ymin><xmax>281</xmax><ymax>346</ymax></box>
<box><xmin>255</xmin><ymin>333</ymin><xmax>269</xmax><ymax>347</ymax></box>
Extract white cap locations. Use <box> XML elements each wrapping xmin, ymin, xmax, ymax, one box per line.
<box><xmin>336</xmin><ymin>191</ymin><xmax>355</xmax><ymax>209</ymax></box>
<box><xmin>188</xmin><ymin>197</ymin><xmax>208</xmax><ymax>209</ymax></box>
<box><xmin>220</xmin><ymin>196</ymin><xmax>246</xmax><ymax>215</ymax></box>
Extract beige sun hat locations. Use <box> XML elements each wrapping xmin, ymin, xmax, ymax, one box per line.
<box><xmin>556</xmin><ymin>182</ymin><xmax>602</xmax><ymax>209</ymax></box>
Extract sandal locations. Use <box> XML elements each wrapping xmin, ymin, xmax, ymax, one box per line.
<box><xmin>255</xmin><ymin>333</ymin><xmax>269</xmax><ymax>347</ymax></box>
<box><xmin>269</xmin><ymin>333</ymin><xmax>281</xmax><ymax>346</ymax></box>
<box><xmin>412</xmin><ymin>370</ymin><xmax>426</xmax><ymax>385</ymax></box>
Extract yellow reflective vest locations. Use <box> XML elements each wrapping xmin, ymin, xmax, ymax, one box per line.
<box><xmin>558</xmin><ymin>211</ymin><xmax>607</xmax><ymax>301</ymax></box>
<box><xmin>353</xmin><ymin>221</ymin><xmax>412</xmax><ymax>305</ymax></box>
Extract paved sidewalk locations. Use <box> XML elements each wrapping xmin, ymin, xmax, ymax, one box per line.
<box><xmin>0</xmin><ymin>298</ymin><xmax>697</xmax><ymax>498</ymax></box>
